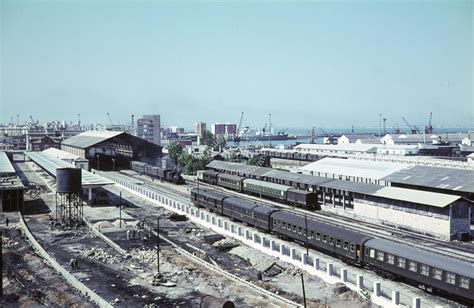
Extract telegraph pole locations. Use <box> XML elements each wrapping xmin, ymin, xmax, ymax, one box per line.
<box><xmin>157</xmin><ymin>216</ymin><xmax>160</xmax><ymax>274</ymax></box>
<box><xmin>119</xmin><ymin>191</ymin><xmax>122</xmax><ymax>228</ymax></box>
<box><xmin>301</xmin><ymin>272</ymin><xmax>307</xmax><ymax>308</ymax></box>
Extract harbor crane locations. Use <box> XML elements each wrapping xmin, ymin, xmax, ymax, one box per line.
<box><xmin>107</xmin><ymin>113</ymin><xmax>114</xmax><ymax>125</ymax></box>
<box><xmin>425</xmin><ymin>112</ymin><xmax>434</xmax><ymax>134</ymax></box>
<box><xmin>29</xmin><ymin>115</ymin><xmax>36</xmax><ymax>124</ymax></box>
<box><xmin>318</xmin><ymin>127</ymin><xmax>336</xmax><ymax>144</ymax></box>
<box><xmin>393</xmin><ymin>124</ymin><xmax>401</xmax><ymax>134</ymax></box>
<box><xmin>402</xmin><ymin>117</ymin><xmax>419</xmax><ymax>134</ymax></box>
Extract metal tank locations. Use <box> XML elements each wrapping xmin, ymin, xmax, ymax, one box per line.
<box><xmin>56</xmin><ymin>167</ymin><xmax>82</xmax><ymax>193</ymax></box>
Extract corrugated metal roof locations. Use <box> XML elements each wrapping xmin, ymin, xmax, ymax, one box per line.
<box><xmin>366</xmin><ymin>238</ymin><xmax>474</xmax><ymax>277</ymax></box>
<box><xmin>243</xmin><ymin>178</ymin><xmax>290</xmax><ymax>191</ymax></box>
<box><xmin>25</xmin><ymin>151</ymin><xmax>114</xmax><ymax>188</ymax></box>
<box><xmin>262</xmin><ymin>169</ymin><xmax>333</xmax><ymax>186</ymax></box>
<box><xmin>382</xmin><ymin>165</ymin><xmax>474</xmax><ymax>194</ymax></box>
<box><xmin>323</xmin><ymin>180</ymin><xmax>382</xmax><ymax>195</ymax></box>
<box><xmin>299</xmin><ymin>157</ymin><xmax>411</xmax><ymax>180</ymax></box>
<box><xmin>61</xmin><ymin>130</ymin><xmax>124</xmax><ymax>149</ymax></box>
<box><xmin>0</xmin><ymin>151</ymin><xmax>15</xmax><ymax>175</ymax></box>
<box><xmin>373</xmin><ymin>186</ymin><xmax>460</xmax><ymax>208</ymax></box>
<box><xmin>43</xmin><ymin>147</ymin><xmax>80</xmax><ymax>160</ymax></box>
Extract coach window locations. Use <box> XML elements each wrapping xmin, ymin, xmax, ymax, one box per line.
<box><xmin>287</xmin><ymin>224</ymin><xmax>291</xmax><ymax>231</ymax></box>
<box><xmin>273</xmin><ymin>219</ymin><xmax>277</xmax><ymax>226</ymax></box>
<box><xmin>278</xmin><ymin>220</ymin><xmax>282</xmax><ymax>227</ymax></box>
<box><xmin>397</xmin><ymin>257</ymin><xmax>406</xmax><ymax>268</ymax></box>
<box><xmin>282</xmin><ymin>222</ymin><xmax>286</xmax><ymax>228</ymax></box>
<box><xmin>322</xmin><ymin>235</ymin><xmax>327</xmax><ymax>243</ymax></box>
<box><xmin>387</xmin><ymin>254</ymin><xmax>395</xmax><ymax>265</ymax></box>
<box><xmin>329</xmin><ymin>237</ymin><xmax>334</xmax><ymax>245</ymax></box>
<box><xmin>292</xmin><ymin>225</ymin><xmax>297</xmax><ymax>232</ymax></box>
<box><xmin>350</xmin><ymin>243</ymin><xmax>355</xmax><ymax>252</ymax></box>
<box><xmin>309</xmin><ymin>231</ymin><xmax>314</xmax><ymax>239</ymax></box>
<box><xmin>336</xmin><ymin>239</ymin><xmax>342</xmax><ymax>248</ymax></box>
<box><xmin>343</xmin><ymin>241</ymin><xmax>349</xmax><ymax>250</ymax></box>
<box><xmin>376</xmin><ymin>251</ymin><xmax>384</xmax><ymax>261</ymax></box>
<box><xmin>446</xmin><ymin>272</ymin><xmax>456</xmax><ymax>285</ymax></box>
<box><xmin>408</xmin><ymin>261</ymin><xmax>417</xmax><ymax>272</ymax></box>
<box><xmin>369</xmin><ymin>249</ymin><xmax>375</xmax><ymax>258</ymax></box>
<box><xmin>298</xmin><ymin>227</ymin><xmax>302</xmax><ymax>235</ymax></box>
<box><xmin>316</xmin><ymin>233</ymin><xmax>321</xmax><ymax>241</ymax></box>
<box><xmin>432</xmin><ymin>268</ymin><xmax>442</xmax><ymax>280</ymax></box>
<box><xmin>420</xmin><ymin>264</ymin><xmax>429</xmax><ymax>276</ymax></box>
<box><xmin>460</xmin><ymin>276</ymin><xmax>470</xmax><ymax>289</ymax></box>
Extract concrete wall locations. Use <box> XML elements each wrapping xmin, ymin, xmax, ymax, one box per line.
<box><xmin>353</xmin><ymin>197</ymin><xmax>452</xmax><ymax>240</ymax></box>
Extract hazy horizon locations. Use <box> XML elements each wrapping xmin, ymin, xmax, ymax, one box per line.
<box><xmin>1</xmin><ymin>1</ymin><xmax>473</xmax><ymax>129</ymax></box>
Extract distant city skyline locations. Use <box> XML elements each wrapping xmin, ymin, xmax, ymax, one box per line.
<box><xmin>1</xmin><ymin>1</ymin><xmax>472</xmax><ymax>129</ymax></box>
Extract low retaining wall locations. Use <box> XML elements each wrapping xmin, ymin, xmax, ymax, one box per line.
<box><xmin>18</xmin><ymin>213</ymin><xmax>113</xmax><ymax>308</ymax></box>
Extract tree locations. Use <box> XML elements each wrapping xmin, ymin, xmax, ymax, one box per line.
<box><xmin>200</xmin><ymin>131</ymin><xmax>216</xmax><ymax>148</ymax></box>
<box><xmin>247</xmin><ymin>155</ymin><xmax>261</xmax><ymax>166</ymax></box>
<box><xmin>167</xmin><ymin>142</ymin><xmax>183</xmax><ymax>164</ymax></box>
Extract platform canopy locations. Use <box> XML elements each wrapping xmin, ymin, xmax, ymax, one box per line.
<box><xmin>0</xmin><ymin>151</ymin><xmax>16</xmax><ymax>176</ymax></box>
<box><xmin>25</xmin><ymin>151</ymin><xmax>114</xmax><ymax>188</ymax></box>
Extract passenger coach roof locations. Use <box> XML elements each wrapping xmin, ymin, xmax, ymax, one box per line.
<box><xmin>271</xmin><ymin>211</ymin><xmax>372</xmax><ymax>244</ymax></box>
<box><xmin>243</xmin><ymin>178</ymin><xmax>290</xmax><ymax>191</ymax></box>
<box><xmin>365</xmin><ymin>238</ymin><xmax>474</xmax><ymax>277</ymax></box>
<box><xmin>223</xmin><ymin>197</ymin><xmax>259</xmax><ymax>210</ymax></box>
<box><xmin>192</xmin><ymin>188</ymin><xmax>228</xmax><ymax>201</ymax></box>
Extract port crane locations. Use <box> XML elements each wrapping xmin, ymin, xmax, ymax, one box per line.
<box><xmin>393</xmin><ymin>124</ymin><xmax>401</xmax><ymax>134</ymax></box>
<box><xmin>402</xmin><ymin>117</ymin><xmax>419</xmax><ymax>134</ymax></box>
<box><xmin>107</xmin><ymin>113</ymin><xmax>114</xmax><ymax>126</ymax></box>
<box><xmin>425</xmin><ymin>112</ymin><xmax>433</xmax><ymax>134</ymax></box>
<box><xmin>318</xmin><ymin>128</ymin><xmax>336</xmax><ymax>144</ymax></box>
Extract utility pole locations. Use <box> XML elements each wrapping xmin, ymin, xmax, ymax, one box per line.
<box><xmin>380</xmin><ymin>113</ymin><xmax>383</xmax><ymax>137</ymax></box>
<box><xmin>119</xmin><ymin>191</ymin><xmax>122</xmax><ymax>228</ymax></box>
<box><xmin>268</xmin><ymin>113</ymin><xmax>272</xmax><ymax>148</ymax></box>
<box><xmin>157</xmin><ymin>216</ymin><xmax>160</xmax><ymax>275</ymax></box>
<box><xmin>112</xmin><ymin>158</ymin><xmax>115</xmax><ymax>172</ymax></box>
<box><xmin>304</xmin><ymin>214</ymin><xmax>309</xmax><ymax>257</ymax></box>
<box><xmin>301</xmin><ymin>272</ymin><xmax>307</xmax><ymax>308</ymax></box>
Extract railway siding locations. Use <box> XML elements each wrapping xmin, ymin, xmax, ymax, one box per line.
<box><xmin>98</xmin><ymin>170</ymin><xmax>443</xmax><ymax>308</ymax></box>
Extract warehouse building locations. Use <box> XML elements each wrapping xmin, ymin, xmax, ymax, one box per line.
<box><xmin>0</xmin><ymin>151</ymin><xmax>24</xmax><ymax>212</ymax></box>
<box><xmin>207</xmin><ymin>160</ymin><xmax>471</xmax><ymax>240</ymax></box>
<box><xmin>61</xmin><ymin>130</ymin><xmax>162</xmax><ymax>170</ymax></box>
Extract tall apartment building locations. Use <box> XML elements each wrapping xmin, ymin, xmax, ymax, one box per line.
<box><xmin>211</xmin><ymin>123</ymin><xmax>236</xmax><ymax>137</ymax></box>
<box><xmin>195</xmin><ymin>122</ymin><xmax>206</xmax><ymax>136</ymax></box>
<box><xmin>137</xmin><ymin>115</ymin><xmax>161</xmax><ymax>145</ymax></box>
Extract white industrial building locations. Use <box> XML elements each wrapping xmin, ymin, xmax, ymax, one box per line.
<box><xmin>294</xmin><ymin>143</ymin><xmax>377</xmax><ymax>155</ymax></box>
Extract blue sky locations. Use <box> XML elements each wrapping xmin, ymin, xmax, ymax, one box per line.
<box><xmin>1</xmin><ymin>0</ymin><xmax>472</xmax><ymax>130</ymax></box>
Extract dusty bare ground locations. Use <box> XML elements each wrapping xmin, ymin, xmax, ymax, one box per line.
<box><xmin>2</xmin><ymin>220</ymin><xmax>93</xmax><ymax>307</ymax></box>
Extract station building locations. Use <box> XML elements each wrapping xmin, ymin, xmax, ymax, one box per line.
<box><xmin>61</xmin><ymin>130</ymin><xmax>162</xmax><ymax>171</ymax></box>
<box><xmin>206</xmin><ymin>160</ymin><xmax>471</xmax><ymax>240</ymax></box>
<box><xmin>0</xmin><ymin>151</ymin><xmax>24</xmax><ymax>212</ymax></box>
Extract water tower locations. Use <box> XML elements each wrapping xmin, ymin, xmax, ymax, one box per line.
<box><xmin>55</xmin><ymin>167</ymin><xmax>83</xmax><ymax>226</ymax></box>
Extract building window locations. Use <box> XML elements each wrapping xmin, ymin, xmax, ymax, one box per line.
<box><xmin>397</xmin><ymin>257</ymin><xmax>406</xmax><ymax>268</ymax></box>
<box><xmin>376</xmin><ymin>251</ymin><xmax>384</xmax><ymax>261</ymax></box>
<box><xmin>409</xmin><ymin>261</ymin><xmax>417</xmax><ymax>272</ymax></box>
<box><xmin>420</xmin><ymin>264</ymin><xmax>429</xmax><ymax>276</ymax></box>
<box><xmin>460</xmin><ymin>276</ymin><xmax>470</xmax><ymax>289</ymax></box>
<box><xmin>432</xmin><ymin>268</ymin><xmax>442</xmax><ymax>280</ymax></box>
<box><xmin>446</xmin><ymin>272</ymin><xmax>456</xmax><ymax>285</ymax></box>
<box><xmin>387</xmin><ymin>254</ymin><xmax>395</xmax><ymax>265</ymax></box>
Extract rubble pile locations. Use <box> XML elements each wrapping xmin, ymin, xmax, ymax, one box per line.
<box><xmin>24</xmin><ymin>183</ymin><xmax>47</xmax><ymax>200</ymax></box>
<box><xmin>229</xmin><ymin>245</ymin><xmax>279</xmax><ymax>272</ymax></box>
<box><xmin>2</xmin><ymin>236</ymin><xmax>19</xmax><ymax>248</ymax></box>
<box><xmin>83</xmin><ymin>248</ymin><xmax>123</xmax><ymax>264</ymax></box>
<box><xmin>212</xmin><ymin>238</ymin><xmax>239</xmax><ymax>251</ymax></box>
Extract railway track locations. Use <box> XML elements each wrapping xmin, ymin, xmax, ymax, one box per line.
<box><xmin>116</xmin><ymin>171</ymin><xmax>474</xmax><ymax>263</ymax></box>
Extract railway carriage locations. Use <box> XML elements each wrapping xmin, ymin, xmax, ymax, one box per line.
<box><xmin>131</xmin><ymin>161</ymin><xmax>147</xmax><ymax>174</ymax></box>
<box><xmin>217</xmin><ymin>173</ymin><xmax>244</xmax><ymax>192</ymax></box>
<box><xmin>191</xmin><ymin>188</ymin><xmax>227</xmax><ymax>213</ymax></box>
<box><xmin>287</xmin><ymin>188</ymin><xmax>319</xmax><ymax>210</ymax></box>
<box><xmin>202</xmin><ymin>170</ymin><xmax>220</xmax><ymax>185</ymax></box>
<box><xmin>222</xmin><ymin>197</ymin><xmax>258</xmax><ymax>225</ymax></box>
<box><xmin>242</xmin><ymin>178</ymin><xmax>289</xmax><ymax>201</ymax></box>
<box><xmin>270</xmin><ymin>211</ymin><xmax>371</xmax><ymax>262</ymax></box>
<box><xmin>363</xmin><ymin>238</ymin><xmax>474</xmax><ymax>303</ymax></box>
